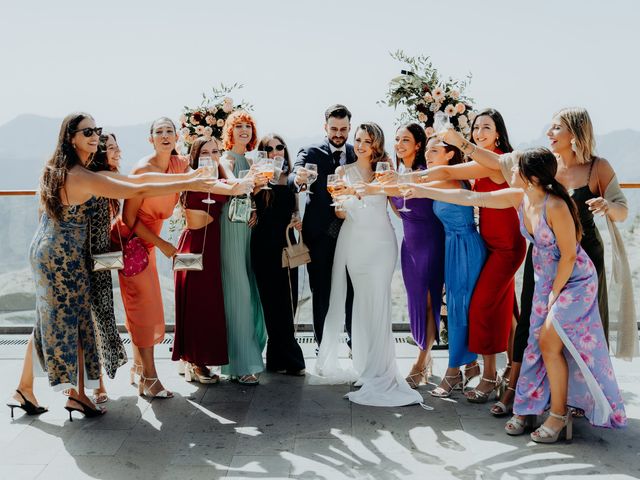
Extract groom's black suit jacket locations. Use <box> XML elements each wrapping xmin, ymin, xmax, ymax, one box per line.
<box><xmin>289</xmin><ymin>138</ymin><xmax>356</xmax><ymax>241</ymax></box>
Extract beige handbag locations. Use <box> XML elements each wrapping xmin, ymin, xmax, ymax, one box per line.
<box><xmin>91</xmin><ymin>219</ymin><xmax>124</xmax><ymax>272</ymax></box>
<box><xmin>281</xmin><ymin>225</ymin><xmax>311</xmax><ymax>269</ymax></box>
<box><xmin>173</xmin><ymin>197</ymin><xmax>209</xmax><ymax>271</ymax></box>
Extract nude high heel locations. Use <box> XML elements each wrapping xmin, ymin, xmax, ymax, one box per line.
<box><xmin>531</xmin><ymin>411</ymin><xmax>572</xmax><ymax>443</ymax></box>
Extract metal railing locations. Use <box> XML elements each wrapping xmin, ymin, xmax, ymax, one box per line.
<box><xmin>1</xmin><ymin>185</ymin><xmax>638</xmax><ymax>336</ymax></box>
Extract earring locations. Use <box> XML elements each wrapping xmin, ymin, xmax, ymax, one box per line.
<box><xmin>570</xmin><ymin>139</ymin><xmax>577</xmax><ymax>153</ymax></box>
<box><xmin>495</xmin><ymin>137</ymin><xmax>499</xmax><ymax>147</ymax></box>
<box><xmin>527</xmin><ymin>182</ymin><xmax>534</xmax><ymax>191</ymax></box>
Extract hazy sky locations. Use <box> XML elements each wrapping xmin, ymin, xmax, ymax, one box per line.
<box><xmin>2</xmin><ymin>0</ymin><xmax>639</xmax><ymax>145</ymax></box>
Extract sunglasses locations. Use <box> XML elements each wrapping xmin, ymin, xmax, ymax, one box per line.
<box><xmin>72</xmin><ymin>127</ymin><xmax>103</xmax><ymax>138</ymax></box>
<box><xmin>264</xmin><ymin>144</ymin><xmax>285</xmax><ymax>153</ymax></box>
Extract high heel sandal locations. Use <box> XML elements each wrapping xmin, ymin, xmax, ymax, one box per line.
<box><xmin>466</xmin><ymin>375</ymin><xmax>501</xmax><ymax>404</ymax></box>
<box><xmin>237</xmin><ymin>374</ymin><xmax>259</xmax><ymax>385</ymax></box>
<box><xmin>139</xmin><ymin>375</ymin><xmax>174</xmax><ymax>398</ymax></box>
<box><xmin>490</xmin><ymin>387</ymin><xmax>515</xmax><ymax>417</ymax></box>
<box><xmin>462</xmin><ymin>362</ymin><xmax>480</xmax><ymax>390</ymax></box>
<box><xmin>531</xmin><ymin>411</ymin><xmax>572</xmax><ymax>443</ymax></box>
<box><xmin>64</xmin><ymin>397</ymin><xmax>105</xmax><ymax>421</ymax></box>
<box><xmin>505</xmin><ymin>414</ymin><xmax>535</xmax><ymax>436</ymax></box>
<box><xmin>7</xmin><ymin>390</ymin><xmax>48</xmax><ymax>419</ymax></box>
<box><xmin>430</xmin><ymin>371</ymin><xmax>463</xmax><ymax>398</ymax></box>
<box><xmin>185</xmin><ymin>365</ymin><xmax>220</xmax><ymax>384</ymax></box>
<box><xmin>129</xmin><ymin>363</ymin><xmax>142</xmax><ymax>385</ymax></box>
<box><xmin>405</xmin><ymin>366</ymin><xmax>428</xmax><ymax>389</ymax></box>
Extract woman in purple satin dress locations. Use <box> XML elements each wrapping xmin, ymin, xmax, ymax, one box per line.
<box><xmin>388</xmin><ymin>123</ymin><xmax>445</xmax><ymax>388</ymax></box>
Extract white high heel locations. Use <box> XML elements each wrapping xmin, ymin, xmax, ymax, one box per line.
<box><xmin>138</xmin><ymin>375</ymin><xmax>173</xmax><ymax>399</ymax></box>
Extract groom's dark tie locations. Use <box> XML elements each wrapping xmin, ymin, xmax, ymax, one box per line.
<box><xmin>331</xmin><ymin>150</ymin><xmax>342</xmax><ymax>171</ymax></box>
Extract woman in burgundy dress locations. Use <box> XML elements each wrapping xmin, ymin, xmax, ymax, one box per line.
<box><xmin>420</xmin><ymin>109</ymin><xmax>525</xmax><ymax>405</ymax></box>
<box><xmin>387</xmin><ymin>123</ymin><xmax>445</xmax><ymax>388</ymax></box>
<box><xmin>172</xmin><ymin>137</ymin><xmax>252</xmax><ymax>383</ymax></box>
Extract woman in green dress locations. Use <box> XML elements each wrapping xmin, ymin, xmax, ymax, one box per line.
<box><xmin>219</xmin><ymin>110</ymin><xmax>267</xmax><ymax>385</ymax></box>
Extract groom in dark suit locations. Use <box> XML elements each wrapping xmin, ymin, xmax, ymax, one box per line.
<box><xmin>289</xmin><ymin>104</ymin><xmax>355</xmax><ymax>345</ymax></box>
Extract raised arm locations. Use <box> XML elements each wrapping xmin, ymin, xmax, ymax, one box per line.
<box><xmin>406</xmin><ymin>183</ymin><xmax>523</xmax><ymax>209</ymax></box>
<box><xmin>419</xmin><ymin>161</ymin><xmax>499</xmax><ymax>183</ymax></box>
<box><xmin>546</xmin><ymin>199</ymin><xmax>578</xmax><ymax>307</ymax></box>
<box><xmin>98</xmin><ymin>169</ymin><xmax>199</xmax><ymax>184</ymax></box>
<box><xmin>439</xmin><ymin>129</ymin><xmax>502</xmax><ymax>171</ymax></box>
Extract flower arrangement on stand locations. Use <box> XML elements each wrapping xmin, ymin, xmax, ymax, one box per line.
<box><xmin>179</xmin><ymin>83</ymin><xmax>252</xmax><ymax>151</ymax></box>
<box><xmin>380</xmin><ymin>50</ymin><xmax>476</xmax><ymax>137</ymax></box>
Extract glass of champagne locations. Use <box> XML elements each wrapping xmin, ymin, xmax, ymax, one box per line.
<box><xmin>375</xmin><ymin>161</ymin><xmax>391</xmax><ymax>193</ymax></box>
<box><xmin>397</xmin><ymin>169</ymin><xmax>412</xmax><ymax>213</ymax></box>
<box><xmin>238</xmin><ymin>169</ymin><xmax>256</xmax><ymax>211</ymax></box>
<box><xmin>433</xmin><ymin>111</ymin><xmax>452</xmax><ymax>135</ymax></box>
<box><xmin>346</xmin><ymin>165</ymin><xmax>367</xmax><ymax>208</ymax></box>
<box><xmin>327</xmin><ymin>173</ymin><xmax>345</xmax><ymax>211</ymax></box>
<box><xmin>199</xmin><ymin>156</ymin><xmax>217</xmax><ymax>204</ymax></box>
<box><xmin>270</xmin><ymin>156</ymin><xmax>285</xmax><ymax>185</ymax></box>
<box><xmin>304</xmin><ymin>163</ymin><xmax>318</xmax><ymax>194</ymax></box>
<box><xmin>258</xmin><ymin>158</ymin><xmax>275</xmax><ymax>190</ymax></box>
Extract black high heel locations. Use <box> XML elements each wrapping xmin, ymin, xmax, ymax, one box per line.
<box><xmin>64</xmin><ymin>397</ymin><xmax>105</xmax><ymax>421</ymax></box>
<box><xmin>7</xmin><ymin>389</ymin><xmax>48</xmax><ymax>419</ymax></box>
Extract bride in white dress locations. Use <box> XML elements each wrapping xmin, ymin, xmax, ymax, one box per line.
<box><xmin>309</xmin><ymin>122</ymin><xmax>423</xmax><ymax>407</ymax></box>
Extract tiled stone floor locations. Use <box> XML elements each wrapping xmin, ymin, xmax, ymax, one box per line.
<box><xmin>1</xmin><ymin>336</ymin><xmax>639</xmax><ymax>479</ymax></box>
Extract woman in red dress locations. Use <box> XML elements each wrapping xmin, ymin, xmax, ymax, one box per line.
<box><xmin>172</xmin><ymin>137</ymin><xmax>252</xmax><ymax>383</ymax></box>
<box><xmin>420</xmin><ymin>109</ymin><xmax>526</xmax><ymax>405</ymax></box>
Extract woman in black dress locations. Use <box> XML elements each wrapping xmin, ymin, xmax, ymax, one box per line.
<box><xmin>251</xmin><ymin>134</ymin><xmax>305</xmax><ymax>375</ymax></box>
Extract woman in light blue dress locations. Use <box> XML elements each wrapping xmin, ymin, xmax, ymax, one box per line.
<box><xmin>219</xmin><ymin>111</ymin><xmax>267</xmax><ymax>384</ymax></box>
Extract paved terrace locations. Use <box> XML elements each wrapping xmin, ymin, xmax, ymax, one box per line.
<box><xmin>0</xmin><ymin>335</ymin><xmax>639</xmax><ymax>480</ymax></box>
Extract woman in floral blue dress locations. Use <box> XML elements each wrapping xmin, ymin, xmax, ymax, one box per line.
<box><xmin>406</xmin><ymin>145</ymin><xmax>626</xmax><ymax>443</ymax></box>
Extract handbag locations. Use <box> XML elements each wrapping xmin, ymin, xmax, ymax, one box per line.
<box><xmin>122</xmin><ymin>236</ymin><xmax>149</xmax><ymax>277</ymax></box>
<box><xmin>227</xmin><ymin>195</ymin><xmax>252</xmax><ymax>223</ymax></box>
<box><xmin>281</xmin><ymin>225</ymin><xmax>311</xmax><ymax>269</ymax></box>
<box><xmin>91</xmin><ymin>217</ymin><xmax>124</xmax><ymax>272</ymax></box>
<box><xmin>173</xmin><ymin>195</ymin><xmax>209</xmax><ymax>271</ymax></box>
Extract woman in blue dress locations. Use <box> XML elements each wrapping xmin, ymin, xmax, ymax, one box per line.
<box><xmin>421</xmin><ymin>137</ymin><xmax>486</xmax><ymax>397</ymax></box>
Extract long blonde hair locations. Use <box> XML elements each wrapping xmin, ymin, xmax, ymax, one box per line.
<box><xmin>555</xmin><ymin>107</ymin><xmax>596</xmax><ymax>165</ymax></box>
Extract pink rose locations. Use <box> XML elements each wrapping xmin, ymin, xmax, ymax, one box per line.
<box><xmin>455</xmin><ymin>103</ymin><xmax>466</xmax><ymax>114</ymax></box>
<box><xmin>425</xmin><ymin>126</ymin><xmax>435</xmax><ymax>137</ymax></box>
<box><xmin>222</xmin><ymin>103</ymin><xmax>234</xmax><ymax>113</ymax></box>
<box><xmin>217</xmin><ymin>118</ymin><xmax>225</xmax><ymax>127</ymax></box>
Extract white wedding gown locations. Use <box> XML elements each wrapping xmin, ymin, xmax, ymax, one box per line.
<box><xmin>309</xmin><ymin>192</ymin><xmax>423</xmax><ymax>407</ymax></box>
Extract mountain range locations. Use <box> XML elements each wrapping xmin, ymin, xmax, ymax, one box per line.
<box><xmin>1</xmin><ymin>114</ymin><xmax>639</xmax><ymax>190</ymax></box>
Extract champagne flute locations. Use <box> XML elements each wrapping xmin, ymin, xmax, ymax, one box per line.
<box><xmin>199</xmin><ymin>156</ymin><xmax>217</xmax><ymax>204</ymax></box>
<box><xmin>375</xmin><ymin>161</ymin><xmax>391</xmax><ymax>193</ymax></box>
<box><xmin>238</xmin><ymin>169</ymin><xmax>256</xmax><ymax>211</ymax></box>
<box><xmin>270</xmin><ymin>156</ymin><xmax>285</xmax><ymax>185</ymax></box>
<box><xmin>433</xmin><ymin>111</ymin><xmax>452</xmax><ymax>135</ymax></box>
<box><xmin>304</xmin><ymin>163</ymin><xmax>318</xmax><ymax>194</ymax></box>
<box><xmin>397</xmin><ymin>169</ymin><xmax>412</xmax><ymax>213</ymax></box>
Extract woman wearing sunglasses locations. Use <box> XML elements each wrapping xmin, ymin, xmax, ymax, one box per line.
<box><xmin>251</xmin><ymin>134</ymin><xmax>305</xmax><ymax>375</ymax></box>
<box><xmin>7</xmin><ymin>113</ymin><xmax>217</xmax><ymax>420</ymax></box>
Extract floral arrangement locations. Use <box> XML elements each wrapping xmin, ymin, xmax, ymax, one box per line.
<box><xmin>179</xmin><ymin>83</ymin><xmax>252</xmax><ymax>150</ymax></box>
<box><xmin>380</xmin><ymin>50</ymin><xmax>476</xmax><ymax>137</ymax></box>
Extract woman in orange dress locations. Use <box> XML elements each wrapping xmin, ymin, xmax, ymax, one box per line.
<box><xmin>115</xmin><ymin>117</ymin><xmax>188</xmax><ymax>398</ymax></box>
